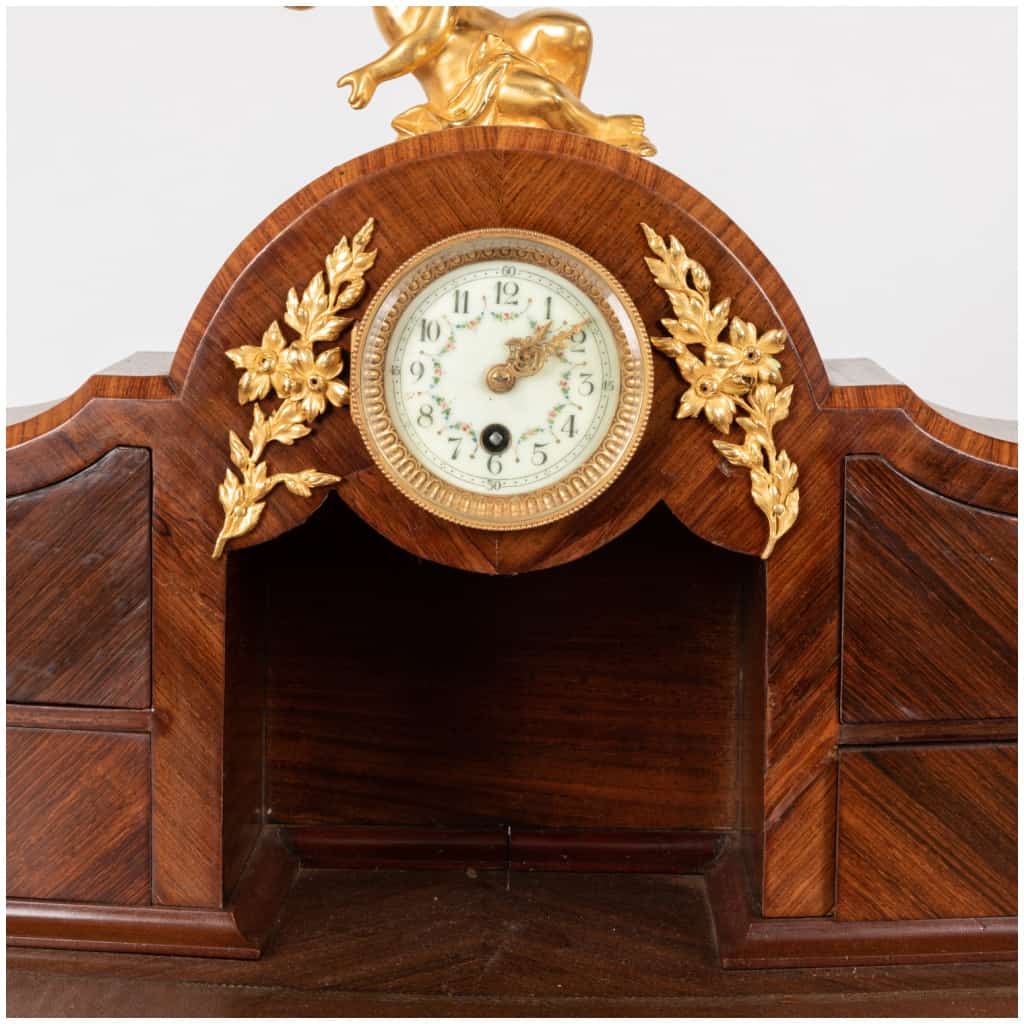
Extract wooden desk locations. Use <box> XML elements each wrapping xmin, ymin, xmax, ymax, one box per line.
<box><xmin>7</xmin><ymin>129</ymin><xmax>1017</xmax><ymax>977</ymax></box>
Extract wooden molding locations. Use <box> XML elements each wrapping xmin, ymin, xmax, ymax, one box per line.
<box><xmin>510</xmin><ymin>829</ymin><xmax>722</xmax><ymax>873</ymax></box>
<box><xmin>7</xmin><ymin>899</ymin><xmax>262</xmax><ymax>960</ymax></box>
<box><xmin>287</xmin><ymin>826</ymin><xmax>724</xmax><ymax>874</ymax></box>
<box><xmin>7</xmin><ymin>827</ymin><xmax>297</xmax><ymax>960</ymax></box>
<box><xmin>7</xmin><ymin>705</ymin><xmax>154</xmax><ymax>734</ymax></box>
<box><xmin>705</xmin><ymin>839</ymin><xmax>1017</xmax><ymax>969</ymax></box>
<box><xmin>289</xmin><ymin>827</ymin><xmax>507</xmax><ymax>870</ymax></box>
<box><xmin>839</xmin><ymin>719</ymin><xmax>1016</xmax><ymax>747</ymax></box>
<box><xmin>6</xmin><ymin>358</ymin><xmax>174</xmax><ymax>450</ymax></box>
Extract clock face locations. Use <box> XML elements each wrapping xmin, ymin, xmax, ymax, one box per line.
<box><xmin>351</xmin><ymin>230</ymin><xmax>652</xmax><ymax>530</ymax></box>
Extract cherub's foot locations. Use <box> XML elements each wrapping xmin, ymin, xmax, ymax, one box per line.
<box><xmin>597</xmin><ymin>114</ymin><xmax>657</xmax><ymax>157</ymax></box>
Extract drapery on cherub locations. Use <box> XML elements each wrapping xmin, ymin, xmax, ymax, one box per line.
<box><xmin>337</xmin><ymin>6</ymin><xmax>656</xmax><ymax>156</ymax></box>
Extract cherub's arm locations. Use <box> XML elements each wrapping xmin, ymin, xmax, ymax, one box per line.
<box><xmin>338</xmin><ymin>7</ymin><xmax>455</xmax><ymax>108</ymax></box>
<box><xmin>366</xmin><ymin>7</ymin><xmax>453</xmax><ymax>81</ymax></box>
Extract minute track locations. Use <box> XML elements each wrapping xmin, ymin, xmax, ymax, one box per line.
<box><xmin>350</xmin><ymin>229</ymin><xmax>653</xmax><ymax>531</ymax></box>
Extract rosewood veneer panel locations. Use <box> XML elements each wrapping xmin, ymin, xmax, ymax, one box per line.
<box><xmin>257</xmin><ymin>498</ymin><xmax>751</xmax><ymax>830</ymax></box>
<box><xmin>7</xmin><ymin>447</ymin><xmax>151</xmax><ymax>708</ymax></box>
<box><xmin>222</xmin><ymin>551</ymin><xmax>267</xmax><ymax>895</ymax></box>
<box><xmin>7</xmin><ymin>728</ymin><xmax>150</xmax><ymax>904</ymax></box>
<box><xmin>842</xmin><ymin>456</ymin><xmax>1016</xmax><ymax>723</ymax></box>
<box><xmin>837</xmin><ymin>744</ymin><xmax>1016</xmax><ymax>921</ymax></box>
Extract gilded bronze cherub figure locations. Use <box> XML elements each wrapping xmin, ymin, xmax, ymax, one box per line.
<box><xmin>338</xmin><ymin>6</ymin><xmax>656</xmax><ymax>156</ymax></box>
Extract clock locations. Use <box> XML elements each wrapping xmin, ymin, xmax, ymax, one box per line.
<box><xmin>350</xmin><ymin>229</ymin><xmax>653</xmax><ymax>530</ymax></box>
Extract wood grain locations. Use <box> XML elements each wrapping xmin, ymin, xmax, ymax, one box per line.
<box><xmin>7</xmin><ymin>728</ymin><xmax>150</xmax><ymax>904</ymax></box>
<box><xmin>5</xmin><ymin>353</ymin><xmax>174</xmax><ymax>448</ymax></box>
<box><xmin>839</xmin><ymin>719</ymin><xmax>1016</xmax><ymax>746</ymax></box>
<box><xmin>7</xmin><ymin>447</ymin><xmax>151</xmax><ymax>708</ymax></box>
<box><xmin>837</xmin><ymin>744</ymin><xmax>1017</xmax><ymax>920</ymax></box>
<box><xmin>222</xmin><ymin>546</ymin><xmax>268</xmax><ymax>895</ymax></box>
<box><xmin>7</xmin><ymin>865</ymin><xmax>1016</xmax><ymax>1016</ymax></box>
<box><xmin>287</xmin><ymin>826</ymin><xmax>722</xmax><ymax>873</ymax></box>
<box><xmin>8</xmin><ymin>827</ymin><xmax>298</xmax><ymax>959</ymax></box>
<box><xmin>6</xmin><ymin>704</ymin><xmax>153</xmax><ymax>733</ymax></box>
<box><xmin>843</xmin><ymin>456</ymin><xmax>1016</xmax><ymax>722</ymax></box>
<box><xmin>509</xmin><ymin>828</ymin><xmax>722</xmax><ymax>873</ymax></box>
<box><xmin>260</xmin><ymin>498</ymin><xmax>750</xmax><ymax>830</ymax></box>
<box><xmin>290</xmin><ymin>827</ymin><xmax>508</xmax><ymax>870</ymax></box>
<box><xmin>707</xmin><ymin>837</ymin><xmax>1016</xmax><ymax>969</ymax></box>
<box><xmin>7</xmin><ymin>901</ymin><xmax>259</xmax><ymax>960</ymax></box>
<box><xmin>825</xmin><ymin>359</ymin><xmax>1017</xmax><ymax>442</ymax></box>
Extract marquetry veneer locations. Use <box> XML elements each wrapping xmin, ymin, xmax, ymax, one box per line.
<box><xmin>837</xmin><ymin>744</ymin><xmax>1017</xmax><ymax>921</ymax></box>
<box><xmin>842</xmin><ymin>455</ymin><xmax>1016</xmax><ymax>723</ymax></box>
<box><xmin>7</xmin><ymin>446</ymin><xmax>151</xmax><ymax>708</ymax></box>
<box><xmin>6</xmin><ymin>127</ymin><xmax>1017</xmax><ymax>967</ymax></box>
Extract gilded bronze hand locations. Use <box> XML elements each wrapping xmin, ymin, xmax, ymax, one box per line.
<box><xmin>485</xmin><ymin>320</ymin><xmax>588</xmax><ymax>393</ymax></box>
<box><xmin>337</xmin><ymin>66</ymin><xmax>379</xmax><ymax>109</ymax></box>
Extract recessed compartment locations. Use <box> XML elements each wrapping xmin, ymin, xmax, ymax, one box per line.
<box><xmin>224</xmin><ymin>495</ymin><xmax>762</xmax><ymax>857</ymax></box>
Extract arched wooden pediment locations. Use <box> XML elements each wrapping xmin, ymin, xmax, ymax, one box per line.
<box><xmin>8</xmin><ymin>128</ymin><xmax>1014</xmax><ymax>571</ymax></box>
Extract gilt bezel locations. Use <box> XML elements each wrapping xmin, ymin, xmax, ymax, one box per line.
<box><xmin>350</xmin><ymin>228</ymin><xmax>653</xmax><ymax>531</ymax></box>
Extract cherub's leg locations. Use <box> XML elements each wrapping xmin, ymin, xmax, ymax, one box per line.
<box><xmin>497</xmin><ymin>68</ymin><xmax>655</xmax><ymax>156</ymax></box>
<box><xmin>503</xmin><ymin>10</ymin><xmax>592</xmax><ymax>94</ymax></box>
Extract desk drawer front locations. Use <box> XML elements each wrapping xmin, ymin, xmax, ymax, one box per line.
<box><xmin>7</xmin><ymin>726</ymin><xmax>150</xmax><ymax>904</ymax></box>
<box><xmin>842</xmin><ymin>456</ymin><xmax>1016</xmax><ymax>723</ymax></box>
<box><xmin>837</xmin><ymin>743</ymin><xmax>1016</xmax><ymax>921</ymax></box>
<box><xmin>6</xmin><ymin>447</ymin><xmax>151</xmax><ymax>709</ymax></box>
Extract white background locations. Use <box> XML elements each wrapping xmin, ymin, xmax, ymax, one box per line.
<box><xmin>7</xmin><ymin>6</ymin><xmax>1017</xmax><ymax>420</ymax></box>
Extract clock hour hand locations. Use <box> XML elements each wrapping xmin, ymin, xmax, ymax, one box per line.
<box><xmin>485</xmin><ymin>319</ymin><xmax>589</xmax><ymax>394</ymax></box>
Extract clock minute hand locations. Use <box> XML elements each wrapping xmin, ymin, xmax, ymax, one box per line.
<box><xmin>485</xmin><ymin>319</ymin><xmax>589</xmax><ymax>394</ymax></box>
<box><xmin>542</xmin><ymin>319</ymin><xmax>590</xmax><ymax>360</ymax></box>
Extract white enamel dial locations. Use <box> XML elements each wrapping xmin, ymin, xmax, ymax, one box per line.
<box><xmin>385</xmin><ymin>260</ymin><xmax>618</xmax><ymax>496</ymax></box>
<box><xmin>351</xmin><ymin>230</ymin><xmax>653</xmax><ymax>531</ymax></box>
